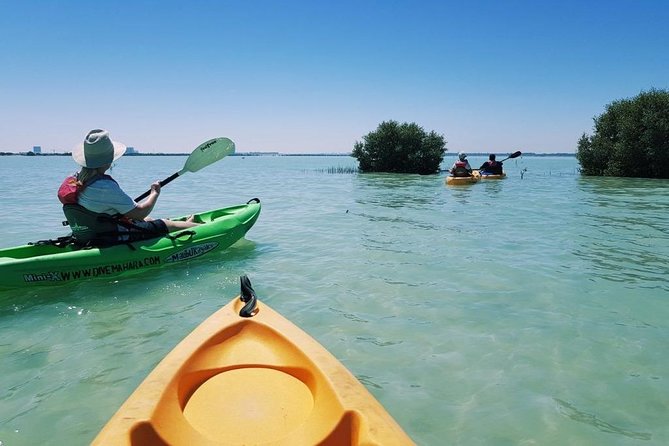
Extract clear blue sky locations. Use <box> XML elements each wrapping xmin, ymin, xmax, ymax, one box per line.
<box><xmin>1</xmin><ymin>0</ymin><xmax>667</xmax><ymax>154</ymax></box>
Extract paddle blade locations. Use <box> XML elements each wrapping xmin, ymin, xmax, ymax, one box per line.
<box><xmin>183</xmin><ymin>137</ymin><xmax>235</xmax><ymax>173</ymax></box>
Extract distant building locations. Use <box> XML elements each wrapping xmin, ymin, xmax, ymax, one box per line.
<box><xmin>126</xmin><ymin>146</ymin><xmax>137</xmax><ymax>154</ymax></box>
<box><xmin>32</xmin><ymin>145</ymin><xmax>42</xmax><ymax>154</ymax></box>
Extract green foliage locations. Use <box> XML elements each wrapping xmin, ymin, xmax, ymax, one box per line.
<box><xmin>352</xmin><ymin>121</ymin><xmax>446</xmax><ymax>174</ymax></box>
<box><xmin>577</xmin><ymin>89</ymin><xmax>669</xmax><ymax>178</ymax></box>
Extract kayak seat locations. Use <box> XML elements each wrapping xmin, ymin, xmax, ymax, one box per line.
<box><xmin>62</xmin><ymin>204</ymin><xmax>127</xmax><ymax>247</ymax></box>
<box><xmin>451</xmin><ymin>166</ymin><xmax>472</xmax><ymax>177</ymax></box>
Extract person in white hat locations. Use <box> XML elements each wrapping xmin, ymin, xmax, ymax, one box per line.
<box><xmin>65</xmin><ymin>129</ymin><xmax>198</xmax><ymax>244</ymax></box>
<box><xmin>449</xmin><ymin>152</ymin><xmax>473</xmax><ymax>176</ymax></box>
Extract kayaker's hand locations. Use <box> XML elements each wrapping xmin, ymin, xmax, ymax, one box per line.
<box><xmin>150</xmin><ymin>182</ymin><xmax>161</xmax><ymax>195</ymax></box>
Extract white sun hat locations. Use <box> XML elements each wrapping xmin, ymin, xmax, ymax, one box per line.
<box><xmin>72</xmin><ymin>129</ymin><xmax>127</xmax><ymax>168</ymax></box>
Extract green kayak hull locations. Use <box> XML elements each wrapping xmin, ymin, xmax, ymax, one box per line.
<box><xmin>0</xmin><ymin>200</ymin><xmax>261</xmax><ymax>290</ymax></box>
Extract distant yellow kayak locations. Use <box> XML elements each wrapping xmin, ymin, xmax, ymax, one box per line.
<box><xmin>93</xmin><ymin>276</ymin><xmax>415</xmax><ymax>446</ymax></box>
<box><xmin>473</xmin><ymin>169</ymin><xmax>506</xmax><ymax>180</ymax></box>
<box><xmin>445</xmin><ymin>174</ymin><xmax>479</xmax><ymax>185</ymax></box>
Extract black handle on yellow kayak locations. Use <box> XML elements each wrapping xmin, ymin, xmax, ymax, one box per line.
<box><xmin>239</xmin><ymin>275</ymin><xmax>258</xmax><ymax>317</ymax></box>
<box><xmin>500</xmin><ymin>151</ymin><xmax>522</xmax><ymax>162</ymax></box>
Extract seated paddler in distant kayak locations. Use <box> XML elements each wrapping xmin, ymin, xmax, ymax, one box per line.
<box><xmin>58</xmin><ymin>129</ymin><xmax>199</xmax><ymax>246</ymax></box>
<box><xmin>478</xmin><ymin>153</ymin><xmax>504</xmax><ymax>175</ymax></box>
<box><xmin>449</xmin><ymin>152</ymin><xmax>473</xmax><ymax>177</ymax></box>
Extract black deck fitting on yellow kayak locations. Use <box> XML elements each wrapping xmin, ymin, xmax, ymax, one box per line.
<box><xmin>239</xmin><ymin>275</ymin><xmax>258</xmax><ymax>317</ymax></box>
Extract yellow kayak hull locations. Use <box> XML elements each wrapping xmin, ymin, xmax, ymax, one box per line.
<box><xmin>473</xmin><ymin>169</ymin><xmax>506</xmax><ymax>180</ymax></box>
<box><xmin>93</xmin><ymin>281</ymin><xmax>414</xmax><ymax>445</ymax></box>
<box><xmin>445</xmin><ymin>174</ymin><xmax>479</xmax><ymax>185</ymax></box>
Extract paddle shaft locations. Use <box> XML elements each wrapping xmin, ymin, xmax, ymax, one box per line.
<box><xmin>500</xmin><ymin>151</ymin><xmax>522</xmax><ymax>162</ymax></box>
<box><xmin>134</xmin><ymin>172</ymin><xmax>180</xmax><ymax>202</ymax></box>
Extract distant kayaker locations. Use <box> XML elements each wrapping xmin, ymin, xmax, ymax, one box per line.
<box><xmin>60</xmin><ymin>129</ymin><xmax>199</xmax><ymax>244</ymax></box>
<box><xmin>479</xmin><ymin>154</ymin><xmax>504</xmax><ymax>175</ymax></box>
<box><xmin>449</xmin><ymin>152</ymin><xmax>473</xmax><ymax>177</ymax></box>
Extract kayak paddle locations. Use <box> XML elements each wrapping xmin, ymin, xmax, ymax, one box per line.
<box><xmin>500</xmin><ymin>151</ymin><xmax>522</xmax><ymax>162</ymax></box>
<box><xmin>134</xmin><ymin>137</ymin><xmax>235</xmax><ymax>201</ymax></box>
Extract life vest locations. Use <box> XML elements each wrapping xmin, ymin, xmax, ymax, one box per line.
<box><xmin>481</xmin><ymin>161</ymin><xmax>503</xmax><ymax>175</ymax></box>
<box><xmin>58</xmin><ymin>174</ymin><xmax>133</xmax><ymax>246</ymax></box>
<box><xmin>452</xmin><ymin>161</ymin><xmax>471</xmax><ymax>177</ymax></box>
<box><xmin>57</xmin><ymin>173</ymin><xmax>115</xmax><ymax>204</ymax></box>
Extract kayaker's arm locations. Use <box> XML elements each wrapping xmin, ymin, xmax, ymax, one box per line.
<box><xmin>125</xmin><ymin>182</ymin><xmax>160</xmax><ymax>220</ymax></box>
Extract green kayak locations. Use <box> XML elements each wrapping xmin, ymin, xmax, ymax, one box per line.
<box><xmin>0</xmin><ymin>199</ymin><xmax>261</xmax><ymax>290</ymax></box>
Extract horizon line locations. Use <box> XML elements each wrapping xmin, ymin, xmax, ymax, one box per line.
<box><xmin>0</xmin><ymin>151</ymin><xmax>577</xmax><ymax>157</ymax></box>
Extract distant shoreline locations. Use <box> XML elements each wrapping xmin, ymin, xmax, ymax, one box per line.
<box><xmin>0</xmin><ymin>152</ymin><xmax>576</xmax><ymax>157</ymax></box>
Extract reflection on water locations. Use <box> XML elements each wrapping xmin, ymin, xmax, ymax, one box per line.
<box><xmin>449</xmin><ymin>186</ymin><xmax>476</xmax><ymax>205</ymax></box>
<box><xmin>575</xmin><ymin>177</ymin><xmax>669</xmax><ymax>290</ymax></box>
<box><xmin>480</xmin><ymin>180</ymin><xmax>504</xmax><ymax>196</ymax></box>
<box><xmin>354</xmin><ymin>173</ymin><xmax>439</xmax><ymax>209</ymax></box>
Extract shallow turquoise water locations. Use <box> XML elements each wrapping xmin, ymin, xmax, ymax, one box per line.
<box><xmin>1</xmin><ymin>154</ymin><xmax>668</xmax><ymax>445</ymax></box>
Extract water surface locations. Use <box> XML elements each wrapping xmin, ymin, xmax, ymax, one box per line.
<box><xmin>0</xmin><ymin>154</ymin><xmax>667</xmax><ymax>445</ymax></box>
